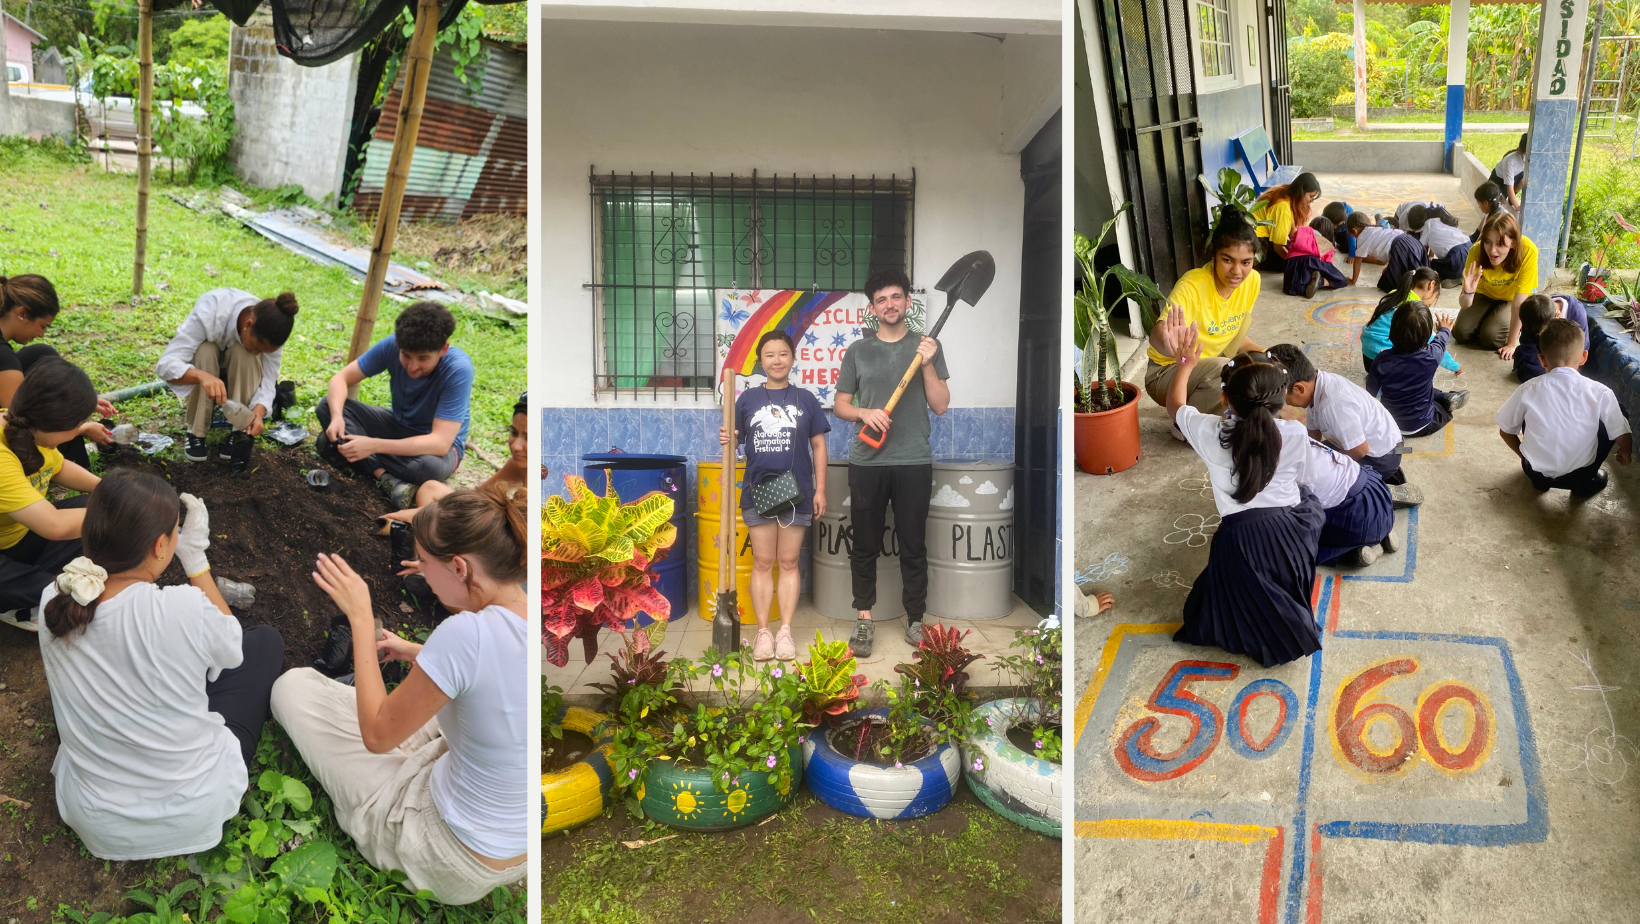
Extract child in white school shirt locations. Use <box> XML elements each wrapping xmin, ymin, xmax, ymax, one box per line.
<box><xmin>1266</xmin><ymin>344</ymin><xmax>1422</xmax><ymax>499</ymax></box>
<box><xmin>1496</xmin><ymin>318</ymin><xmax>1633</xmax><ymax>497</ymax></box>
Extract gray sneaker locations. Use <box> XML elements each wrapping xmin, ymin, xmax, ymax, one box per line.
<box><xmin>848</xmin><ymin>618</ymin><xmax>875</xmax><ymax>658</ymax></box>
<box><xmin>905</xmin><ymin>620</ymin><xmax>925</xmax><ymax>647</ymax></box>
<box><xmin>378</xmin><ymin>473</ymin><xmax>417</xmax><ymax>510</ymax></box>
<box><xmin>1388</xmin><ymin>483</ymin><xmax>1424</xmax><ymax>509</ymax></box>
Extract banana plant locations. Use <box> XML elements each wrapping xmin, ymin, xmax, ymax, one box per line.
<box><xmin>1074</xmin><ymin>204</ymin><xmax>1168</xmax><ymax>413</ymax></box>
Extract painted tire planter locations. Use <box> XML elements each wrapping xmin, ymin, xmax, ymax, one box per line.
<box><xmin>542</xmin><ymin>706</ymin><xmax>614</xmax><ymax>837</ymax></box>
<box><xmin>962</xmin><ymin>698</ymin><xmax>1062</xmax><ymax>837</ymax></box>
<box><xmin>639</xmin><ymin>743</ymin><xmax>803</xmax><ymax>832</ymax></box>
<box><xmin>802</xmin><ymin>708</ymin><xmax>961</xmax><ymax>820</ymax></box>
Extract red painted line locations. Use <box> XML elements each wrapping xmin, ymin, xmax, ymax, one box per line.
<box><xmin>1305</xmin><ymin>824</ymin><xmax>1324</xmax><ymax>924</ymax></box>
<box><xmin>1310</xmin><ymin>574</ymin><xmax>1322</xmax><ymax>611</ymax></box>
<box><xmin>1326</xmin><ymin>577</ymin><xmax>1343</xmax><ymax>635</ymax></box>
<box><xmin>1259</xmin><ymin>826</ymin><xmax>1285</xmax><ymax>924</ymax></box>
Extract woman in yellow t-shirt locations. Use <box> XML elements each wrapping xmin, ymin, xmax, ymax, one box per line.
<box><xmin>1252</xmin><ymin>173</ymin><xmax>1322</xmax><ymax>271</ymax></box>
<box><xmin>1144</xmin><ymin>210</ymin><xmax>1266</xmax><ymax>419</ymax></box>
<box><xmin>1455</xmin><ymin>210</ymin><xmax>1539</xmax><ymax>357</ymax></box>
<box><xmin>0</xmin><ymin>358</ymin><xmax>102</xmax><ymax>629</ymax></box>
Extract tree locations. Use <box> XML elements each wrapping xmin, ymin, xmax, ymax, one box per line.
<box><xmin>164</xmin><ymin>16</ymin><xmax>229</xmax><ymax>66</ymax></box>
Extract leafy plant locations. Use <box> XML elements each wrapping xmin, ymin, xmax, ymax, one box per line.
<box><xmin>541</xmin><ymin>472</ymin><xmax>678</xmax><ymax>667</ymax></box>
<box><xmin>587</xmin><ymin>639</ymin><xmax>677</xmax><ymax>699</ymax></box>
<box><xmin>1073</xmin><ymin>205</ymin><xmax>1168</xmax><ymax>413</ymax></box>
<box><xmin>1198</xmin><ymin>167</ymin><xmax>1273</xmax><ymax>238</ymax></box>
<box><xmin>796</xmin><ymin>631</ymin><xmax>867</xmax><ymax>725</ymax></box>
<box><xmin>896</xmin><ymin>623</ymin><xmax>983</xmax><ymax>696</ymax></box>
<box><xmin>544</xmin><ymin>682</ymin><xmax>564</xmax><ymax>746</ymax></box>
<box><xmin>991</xmin><ymin>621</ymin><xmax>1064</xmax><ymax>763</ymax></box>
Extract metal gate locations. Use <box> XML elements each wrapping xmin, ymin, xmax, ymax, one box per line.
<box><xmin>1265</xmin><ymin>0</ymin><xmax>1293</xmax><ymax>163</ymax></box>
<box><xmin>1095</xmin><ymin>0</ymin><xmax>1210</xmax><ymax>293</ymax></box>
<box><xmin>1013</xmin><ymin>111</ymin><xmax>1060</xmax><ymax>615</ymax></box>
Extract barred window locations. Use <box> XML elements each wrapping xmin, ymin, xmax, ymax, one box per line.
<box><xmin>590</xmin><ymin>171</ymin><xmax>915</xmax><ymax>398</ymax></box>
<box><xmin>1194</xmin><ymin>0</ymin><xmax>1234</xmax><ymax>81</ymax></box>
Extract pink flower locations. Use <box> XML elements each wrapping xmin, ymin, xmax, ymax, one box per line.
<box><xmin>712</xmin><ymin>664</ymin><xmax>723</xmax><ymax>677</ymax></box>
<box><xmin>628</xmin><ymin>768</ymin><xmax>638</xmax><ymax>779</ymax></box>
<box><xmin>1034</xmin><ymin>740</ymin><xmax>1043</xmax><ymax>750</ymax></box>
<box><xmin>772</xmin><ymin>667</ymin><xmax>783</xmax><ymax>678</ymax></box>
<box><xmin>766</xmin><ymin>754</ymin><xmax>777</xmax><ymax>768</ymax></box>
<box><xmin>973</xmin><ymin>758</ymin><xmax>984</xmax><ymax>772</ymax></box>
<box><xmin>894</xmin><ymin>761</ymin><xmax>903</xmax><ymax>769</ymax></box>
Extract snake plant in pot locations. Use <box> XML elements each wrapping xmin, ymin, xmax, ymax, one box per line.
<box><xmin>1074</xmin><ymin>204</ymin><xmax>1167</xmax><ymax>475</ymax></box>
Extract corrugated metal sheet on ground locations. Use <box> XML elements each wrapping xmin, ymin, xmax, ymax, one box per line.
<box><xmin>353</xmin><ymin>40</ymin><xmax>526</xmax><ymax>222</ymax></box>
<box><xmin>245</xmin><ymin>210</ymin><xmax>443</xmax><ymax>293</ymax></box>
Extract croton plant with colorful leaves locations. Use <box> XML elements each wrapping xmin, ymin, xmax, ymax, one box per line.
<box><xmin>542</xmin><ymin>473</ymin><xmax>678</xmax><ymax>667</ymax></box>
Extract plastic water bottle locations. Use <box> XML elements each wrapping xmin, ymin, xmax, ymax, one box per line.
<box><xmin>216</xmin><ymin>577</ymin><xmax>256</xmax><ymax>609</ymax></box>
<box><xmin>111</xmin><ymin>424</ymin><xmax>138</xmax><ymax>446</ymax></box>
<box><xmin>222</xmin><ymin>400</ymin><xmax>256</xmax><ymax>431</ymax></box>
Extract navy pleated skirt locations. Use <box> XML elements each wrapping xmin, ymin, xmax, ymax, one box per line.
<box><xmin>1316</xmin><ymin>467</ymin><xmax>1395</xmax><ymax>565</ymax></box>
<box><xmin>1282</xmin><ymin>254</ymin><xmax>1347</xmax><ymax>296</ymax></box>
<box><xmin>1377</xmin><ymin>234</ymin><xmax>1431</xmax><ymax>291</ymax></box>
<box><xmin>1178</xmin><ymin>491</ymin><xmax>1326</xmax><ymax>668</ymax></box>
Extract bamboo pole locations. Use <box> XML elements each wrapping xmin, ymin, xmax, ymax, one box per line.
<box><xmin>132</xmin><ymin>0</ymin><xmax>152</xmax><ymax>296</ymax></box>
<box><xmin>347</xmin><ymin>0</ymin><xmax>441</xmax><ymax>367</ymax></box>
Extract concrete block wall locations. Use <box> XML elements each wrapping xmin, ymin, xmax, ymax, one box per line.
<box><xmin>1291</xmin><ymin>139</ymin><xmax>1447</xmax><ymax>174</ymax></box>
<box><xmin>228</xmin><ymin>15</ymin><xmax>358</xmax><ymax>203</ymax></box>
<box><xmin>9</xmin><ymin>96</ymin><xmax>73</xmax><ymax>139</ymax></box>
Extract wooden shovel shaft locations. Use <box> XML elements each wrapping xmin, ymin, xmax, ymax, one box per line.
<box><xmin>719</xmin><ymin>367</ymin><xmax>735</xmax><ymax>590</ymax></box>
<box><xmin>879</xmin><ymin>354</ymin><xmax>925</xmax><ymax>417</ymax></box>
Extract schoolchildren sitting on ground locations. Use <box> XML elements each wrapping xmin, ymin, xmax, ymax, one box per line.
<box><xmin>1322</xmin><ymin>201</ymin><xmax>1354</xmax><ymax>256</ymax></box>
<box><xmin>1251</xmin><ymin>173</ymin><xmax>1322</xmax><ymax>272</ymax></box>
<box><xmin>1413</xmin><ymin>204</ymin><xmax>1473</xmax><ymax>285</ymax></box>
<box><xmin>1282</xmin><ymin>217</ymin><xmax>1347</xmax><ymax>299</ymax></box>
<box><xmin>1492</xmin><ymin>134</ymin><xmax>1529</xmax><ymax>212</ymax></box>
<box><xmin>1159</xmin><ymin>321</ymin><xmax>1322</xmax><ymax>668</ymax></box>
<box><xmin>1496</xmin><ymin>318</ymin><xmax>1633</xmax><ymax>497</ymax></box>
<box><xmin>317</xmin><ymin>302</ymin><xmax>474</xmax><ymax>509</ymax></box>
<box><xmin>1300</xmin><ymin>436</ymin><xmax>1398</xmax><ymax>568</ymax></box>
<box><xmin>1267</xmin><ymin>343</ymin><xmax>1415</xmax><ymax>491</ymax></box>
<box><xmin>38</xmin><ymin>473</ymin><xmax>283</xmax><ymax>860</ymax></box>
<box><xmin>1361</xmin><ymin>268</ymin><xmax>1461</xmax><ymax>377</ymax></box>
<box><xmin>1512</xmin><ymin>294</ymin><xmax>1591</xmax><ymax>383</ymax></box>
<box><xmin>1456</xmin><ymin>211</ymin><xmax>1538</xmax><ymax>355</ymax></box>
<box><xmin>1366</xmin><ymin>300</ymin><xmax>1469</xmax><ymax>438</ymax></box>
<box><xmin>156</xmin><ymin>288</ymin><xmax>300</xmax><ymax>471</ymax></box>
<box><xmin>0</xmin><ymin>274</ymin><xmax>117</xmax><ymax>469</ymax></box>
<box><xmin>0</xmin><ymin>359</ymin><xmax>103</xmax><ymax>630</ymax></box>
<box><xmin>1471</xmin><ymin>182</ymin><xmax>1508</xmax><ymax>243</ymax></box>
<box><xmin>1345</xmin><ymin>211</ymin><xmax>1431</xmax><ymax>291</ymax></box>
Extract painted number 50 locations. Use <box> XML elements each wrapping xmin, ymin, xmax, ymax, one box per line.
<box><xmin>1331</xmin><ymin>657</ymin><xmax>1495</xmax><ymax>778</ymax></box>
<box><xmin>1115</xmin><ymin>661</ymin><xmax>1298</xmax><ymax>782</ymax></box>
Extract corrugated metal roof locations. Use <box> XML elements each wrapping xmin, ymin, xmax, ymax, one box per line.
<box><xmin>353</xmin><ymin>39</ymin><xmax>526</xmax><ymax>222</ymax></box>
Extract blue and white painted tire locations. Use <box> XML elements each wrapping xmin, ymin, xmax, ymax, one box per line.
<box><xmin>802</xmin><ymin>708</ymin><xmax>960</xmax><ymax>820</ymax></box>
<box><xmin>962</xmin><ymin>697</ymin><xmax>1062</xmax><ymax>837</ymax></box>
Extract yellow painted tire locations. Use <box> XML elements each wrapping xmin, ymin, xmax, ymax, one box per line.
<box><xmin>542</xmin><ymin>706</ymin><xmax>614</xmax><ymax>837</ymax></box>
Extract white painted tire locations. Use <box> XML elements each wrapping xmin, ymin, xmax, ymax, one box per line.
<box><xmin>962</xmin><ymin>698</ymin><xmax>1062</xmax><ymax>837</ymax></box>
<box><xmin>802</xmin><ymin>708</ymin><xmax>961</xmax><ymax>820</ymax></box>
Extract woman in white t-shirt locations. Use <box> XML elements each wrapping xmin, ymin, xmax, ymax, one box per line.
<box><xmin>271</xmin><ymin>484</ymin><xmax>527</xmax><ymax>905</ymax></box>
<box><xmin>39</xmin><ymin>470</ymin><xmax>284</xmax><ymax>860</ymax></box>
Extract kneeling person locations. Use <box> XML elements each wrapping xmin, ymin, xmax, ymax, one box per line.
<box><xmin>317</xmin><ymin>302</ymin><xmax>473</xmax><ymax>508</ymax></box>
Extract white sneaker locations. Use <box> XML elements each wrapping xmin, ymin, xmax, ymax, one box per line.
<box><xmin>752</xmin><ymin>628</ymin><xmax>775</xmax><ymax>661</ymax></box>
<box><xmin>0</xmin><ymin>609</ymin><xmax>38</xmax><ymax>633</ymax></box>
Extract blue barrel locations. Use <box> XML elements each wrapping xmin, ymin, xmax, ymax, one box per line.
<box><xmin>581</xmin><ymin>453</ymin><xmax>688</xmax><ymax>626</ymax></box>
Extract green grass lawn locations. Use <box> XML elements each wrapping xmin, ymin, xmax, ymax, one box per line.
<box><xmin>0</xmin><ymin>138</ymin><xmax>525</xmax><ymax>476</ymax></box>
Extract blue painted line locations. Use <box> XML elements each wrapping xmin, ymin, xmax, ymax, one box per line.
<box><xmin>1341</xmin><ymin>504</ymin><xmax>1419</xmax><ymax>584</ymax></box>
<box><xmin>1322</xmin><ymin>630</ymin><xmax>1549</xmax><ymax>846</ymax></box>
<box><xmin>1283</xmin><ymin>638</ymin><xmax>1328</xmax><ymax>924</ymax></box>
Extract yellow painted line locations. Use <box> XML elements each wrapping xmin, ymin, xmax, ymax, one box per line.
<box><xmin>1404</xmin><ymin>421</ymin><xmax>1455</xmax><ymax>458</ymax></box>
<box><xmin>1072</xmin><ymin>622</ymin><xmax>1183</xmax><ymax>746</ymax></box>
<box><xmin>1075</xmin><ymin>818</ymin><xmax>1279</xmax><ymax>844</ymax></box>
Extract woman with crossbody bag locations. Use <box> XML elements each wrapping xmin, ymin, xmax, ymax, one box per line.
<box><xmin>718</xmin><ymin>331</ymin><xmax>830</xmax><ymax>661</ymax></box>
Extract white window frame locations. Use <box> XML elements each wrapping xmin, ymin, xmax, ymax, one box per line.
<box><xmin>1188</xmin><ymin>0</ymin><xmax>1238</xmax><ymax>93</ymax></box>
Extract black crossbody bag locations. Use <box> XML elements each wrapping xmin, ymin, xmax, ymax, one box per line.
<box><xmin>747</xmin><ymin>386</ymin><xmax>803</xmax><ymax>519</ymax></box>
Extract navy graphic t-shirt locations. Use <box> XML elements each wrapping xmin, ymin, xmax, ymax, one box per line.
<box><xmin>734</xmin><ymin>384</ymin><xmax>831</xmax><ymax>515</ymax></box>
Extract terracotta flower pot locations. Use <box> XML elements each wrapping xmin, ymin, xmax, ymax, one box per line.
<box><xmin>1075</xmin><ymin>381</ymin><xmax>1141</xmax><ymax>475</ymax></box>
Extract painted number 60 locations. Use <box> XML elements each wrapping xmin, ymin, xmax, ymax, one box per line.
<box><xmin>1115</xmin><ymin>661</ymin><xmax>1298</xmax><ymax>782</ymax></box>
<box><xmin>1331</xmin><ymin>657</ymin><xmax>1496</xmax><ymax>778</ymax></box>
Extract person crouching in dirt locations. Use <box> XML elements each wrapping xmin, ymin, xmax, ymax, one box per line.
<box><xmin>38</xmin><ymin>471</ymin><xmax>283</xmax><ymax>860</ymax></box>
<box><xmin>0</xmin><ymin>359</ymin><xmax>104</xmax><ymax>631</ymax></box>
<box><xmin>156</xmin><ymin>288</ymin><xmax>299</xmax><ymax>472</ymax></box>
<box><xmin>316</xmin><ymin>302</ymin><xmax>474</xmax><ymax>510</ymax></box>
<box><xmin>271</xmin><ymin>485</ymin><xmax>527</xmax><ymax>904</ymax></box>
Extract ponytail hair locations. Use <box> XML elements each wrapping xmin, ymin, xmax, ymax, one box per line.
<box><xmin>0</xmin><ymin>274</ymin><xmax>60</xmax><ymax>322</ymax></box>
<box><xmin>249</xmin><ymin>292</ymin><xmax>299</xmax><ymax>348</ymax></box>
<box><xmin>412</xmin><ymin>482</ymin><xmax>527</xmax><ymax>586</ymax></box>
<box><xmin>1370</xmin><ymin>266</ymin><xmax>1441</xmax><ymax>327</ymax></box>
<box><xmin>1219</xmin><ymin>358</ymin><xmax>1290</xmax><ymax>504</ymax></box>
<box><xmin>43</xmin><ymin>470</ymin><xmax>180</xmax><ymax>637</ymax></box>
<box><xmin>5</xmin><ymin>358</ymin><xmax>96</xmax><ymax>476</ymax></box>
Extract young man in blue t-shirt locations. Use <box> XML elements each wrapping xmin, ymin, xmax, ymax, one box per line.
<box><xmin>316</xmin><ymin>302</ymin><xmax>474</xmax><ymax>508</ymax></box>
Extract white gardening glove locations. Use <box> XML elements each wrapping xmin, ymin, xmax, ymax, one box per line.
<box><xmin>176</xmin><ymin>493</ymin><xmax>212</xmax><ymax>577</ymax></box>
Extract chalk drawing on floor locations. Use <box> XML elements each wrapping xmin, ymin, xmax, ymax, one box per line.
<box><xmin>1151</xmin><ymin>570</ymin><xmax>1194</xmax><ymax>591</ymax></box>
<box><xmin>1076</xmin><ymin>551</ymin><xmax>1131</xmax><ymax>586</ymax></box>
<box><xmin>1178</xmin><ymin>472</ymin><xmax>1214</xmax><ymax>498</ymax></box>
<box><xmin>1547</xmin><ymin>648</ymin><xmax>1638</xmax><ymax>787</ymax></box>
<box><xmin>1163</xmin><ymin>513</ymin><xmax>1221</xmax><ymax>547</ymax></box>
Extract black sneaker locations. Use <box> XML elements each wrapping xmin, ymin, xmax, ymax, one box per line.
<box><xmin>227</xmin><ymin>431</ymin><xmax>252</xmax><ymax>473</ymax></box>
<box><xmin>1445</xmin><ymin>390</ymin><xmax>1469</xmax><ymax>413</ymax></box>
<box><xmin>848</xmin><ymin>618</ymin><xmax>875</xmax><ymax>659</ymax></box>
<box><xmin>1388</xmin><ymin>483</ymin><xmax>1424</xmax><ymax>508</ymax></box>
<box><xmin>1304</xmin><ymin>273</ymin><xmax>1320</xmax><ymax>299</ymax></box>
<box><xmin>184</xmin><ymin>434</ymin><xmax>208</xmax><ymax>462</ymax></box>
<box><xmin>1572</xmin><ymin>470</ymin><xmax>1610</xmax><ymax>499</ymax></box>
<box><xmin>378</xmin><ymin>473</ymin><xmax>417</xmax><ymax>510</ymax></box>
<box><xmin>312</xmin><ymin>613</ymin><xmax>353</xmax><ymax>677</ymax></box>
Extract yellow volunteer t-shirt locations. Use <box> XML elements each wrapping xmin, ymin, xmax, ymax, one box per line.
<box><xmin>0</xmin><ymin>439</ymin><xmax>62</xmax><ymax>549</ymax></box>
<box><xmin>1464</xmin><ymin>234</ymin><xmax>1539</xmax><ymax>300</ymax></box>
<box><xmin>1253</xmin><ymin>199</ymin><xmax>1295</xmax><ymax>247</ymax></box>
<box><xmin>1147</xmin><ymin>267</ymin><xmax>1260</xmax><ymax>367</ymax></box>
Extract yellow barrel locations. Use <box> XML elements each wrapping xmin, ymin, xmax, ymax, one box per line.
<box><xmin>696</xmin><ymin>461</ymin><xmax>788</xmax><ymax>625</ymax></box>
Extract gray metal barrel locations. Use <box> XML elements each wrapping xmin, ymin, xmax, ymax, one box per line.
<box><xmin>926</xmin><ymin>460</ymin><xmax>1015</xmax><ymax>620</ymax></box>
<box><xmin>812</xmin><ymin>463</ymin><xmax>904</xmax><ymax>620</ymax></box>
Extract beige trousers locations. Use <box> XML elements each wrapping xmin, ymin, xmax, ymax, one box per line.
<box><xmin>186</xmin><ymin>340</ymin><xmax>262</xmax><ymax>437</ymax></box>
<box><xmin>269</xmin><ymin>668</ymin><xmax>525</xmax><ymax>906</ymax></box>
<box><xmin>1142</xmin><ymin>327</ymin><xmax>1248</xmax><ymax>414</ymax></box>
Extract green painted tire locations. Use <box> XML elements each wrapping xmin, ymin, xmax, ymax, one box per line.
<box><xmin>638</xmin><ymin>743</ymin><xmax>803</xmax><ymax>832</ymax></box>
<box><xmin>962</xmin><ymin>698</ymin><xmax>1062</xmax><ymax>837</ymax></box>
<box><xmin>542</xmin><ymin>706</ymin><xmax>614</xmax><ymax>837</ymax></box>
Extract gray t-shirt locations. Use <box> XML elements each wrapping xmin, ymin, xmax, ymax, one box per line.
<box><xmin>837</xmin><ymin>332</ymin><xmax>950</xmax><ymax>466</ymax></box>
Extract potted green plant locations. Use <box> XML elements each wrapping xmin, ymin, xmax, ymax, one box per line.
<box><xmin>1073</xmin><ymin>204</ymin><xmax>1167</xmax><ymax>475</ymax></box>
<box><xmin>964</xmin><ymin>620</ymin><xmax>1062</xmax><ymax>837</ymax></box>
<box><xmin>802</xmin><ymin>624</ymin><xmax>980</xmax><ymax>820</ymax></box>
<box><xmin>541</xmin><ymin>473</ymin><xmax>677</xmax><ymax>667</ymax></box>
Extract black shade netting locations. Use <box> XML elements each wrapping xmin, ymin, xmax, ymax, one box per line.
<box><xmin>152</xmin><ymin>0</ymin><xmax>263</xmax><ymax>27</ymax></box>
<box><xmin>268</xmin><ymin>0</ymin><xmax>469</xmax><ymax>68</ymax></box>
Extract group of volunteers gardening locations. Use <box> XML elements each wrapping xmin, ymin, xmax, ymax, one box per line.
<box><xmin>0</xmin><ymin>275</ymin><xmax>526</xmax><ymax>904</ymax></box>
<box><xmin>1127</xmin><ymin>147</ymin><xmax>1625</xmax><ymax>670</ymax></box>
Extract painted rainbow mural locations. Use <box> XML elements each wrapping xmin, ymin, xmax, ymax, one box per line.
<box><xmin>721</xmin><ymin>290</ymin><xmax>850</xmax><ymax>376</ymax></box>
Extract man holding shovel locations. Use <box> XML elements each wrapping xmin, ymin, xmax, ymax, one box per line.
<box><xmin>834</xmin><ymin>268</ymin><xmax>950</xmax><ymax>657</ymax></box>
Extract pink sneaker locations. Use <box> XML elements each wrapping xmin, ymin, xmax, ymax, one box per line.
<box><xmin>774</xmin><ymin>625</ymin><xmax>796</xmax><ymax>661</ymax></box>
<box><xmin>752</xmin><ymin>628</ymin><xmax>775</xmax><ymax>661</ymax></box>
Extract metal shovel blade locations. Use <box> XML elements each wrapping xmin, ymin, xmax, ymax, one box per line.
<box><xmin>934</xmin><ymin>250</ymin><xmax>996</xmax><ymax>308</ymax></box>
<box><xmin>712</xmin><ymin>590</ymin><xmax>741</xmax><ymax>653</ymax></box>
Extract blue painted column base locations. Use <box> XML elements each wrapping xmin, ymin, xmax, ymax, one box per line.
<box><xmin>1444</xmin><ymin>83</ymin><xmax>1465</xmax><ymax>173</ymax></box>
<box><xmin>1522</xmin><ymin>97</ymin><xmax>1580</xmax><ymax>287</ymax></box>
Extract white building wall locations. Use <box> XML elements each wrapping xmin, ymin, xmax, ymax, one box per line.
<box><xmin>542</xmin><ymin>19</ymin><xmax>1052</xmax><ymax>410</ymax></box>
<box><xmin>228</xmin><ymin>15</ymin><xmax>359</xmax><ymax>204</ymax></box>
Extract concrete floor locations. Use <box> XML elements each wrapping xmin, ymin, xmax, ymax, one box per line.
<box><xmin>1074</xmin><ymin>173</ymin><xmax>1640</xmax><ymax>922</ymax></box>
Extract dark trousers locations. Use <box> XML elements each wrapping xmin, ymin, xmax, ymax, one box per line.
<box><xmin>1523</xmin><ymin>424</ymin><xmax>1615</xmax><ymax>497</ymax></box>
<box><xmin>18</xmin><ymin>344</ymin><xmax>89</xmax><ymax>470</ymax></box>
<box><xmin>1377</xmin><ymin>235</ymin><xmax>1431</xmax><ymax>291</ymax></box>
<box><xmin>314</xmin><ymin>399</ymin><xmax>460</xmax><ymax>484</ymax></box>
<box><xmin>1402</xmin><ymin>394</ymin><xmax>1454</xmax><ymax>439</ymax></box>
<box><xmin>1360</xmin><ymin>450</ymin><xmax>1406</xmax><ymax>485</ymax></box>
<box><xmin>206</xmin><ymin>624</ymin><xmax>285</xmax><ymax>768</ymax></box>
<box><xmin>1430</xmin><ymin>242</ymin><xmax>1471</xmax><ymax>280</ymax></box>
<box><xmin>0</xmin><ymin>495</ymin><xmax>89</xmax><ymax>613</ymax></box>
<box><xmin>848</xmin><ymin>463</ymin><xmax>931</xmax><ymax>621</ymax></box>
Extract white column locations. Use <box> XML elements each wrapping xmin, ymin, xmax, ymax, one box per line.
<box><xmin>1354</xmin><ymin>0</ymin><xmax>1368</xmax><ymax>131</ymax></box>
<box><xmin>1445</xmin><ymin>0</ymin><xmax>1470</xmax><ymax>170</ymax></box>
